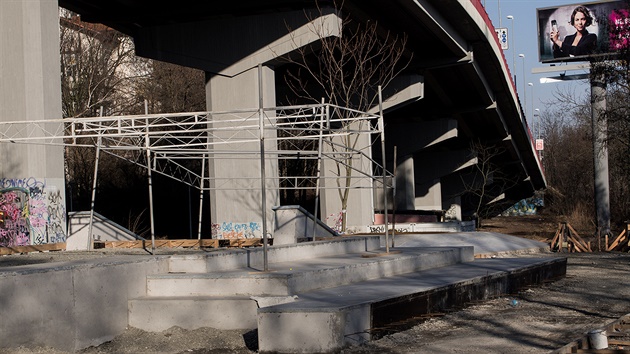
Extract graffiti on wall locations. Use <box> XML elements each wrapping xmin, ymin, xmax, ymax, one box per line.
<box><xmin>502</xmin><ymin>196</ymin><xmax>545</xmax><ymax>216</ymax></box>
<box><xmin>211</xmin><ymin>222</ymin><xmax>262</xmax><ymax>239</ymax></box>
<box><xmin>0</xmin><ymin>178</ymin><xmax>66</xmax><ymax>247</ymax></box>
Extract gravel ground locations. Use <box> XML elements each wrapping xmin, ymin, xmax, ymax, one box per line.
<box><xmin>1</xmin><ymin>251</ymin><xmax>628</xmax><ymax>353</ymax></box>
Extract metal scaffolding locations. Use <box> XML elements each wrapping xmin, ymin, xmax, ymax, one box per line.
<box><xmin>0</xmin><ymin>101</ymin><xmax>393</xmax><ymax>260</ymax></box>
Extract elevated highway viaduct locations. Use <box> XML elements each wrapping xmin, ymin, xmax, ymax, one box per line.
<box><xmin>1</xmin><ymin>0</ymin><xmax>545</xmax><ymax>235</ymax></box>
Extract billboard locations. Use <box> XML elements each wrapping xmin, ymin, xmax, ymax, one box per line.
<box><xmin>537</xmin><ymin>1</ymin><xmax>630</xmax><ymax>63</ymax></box>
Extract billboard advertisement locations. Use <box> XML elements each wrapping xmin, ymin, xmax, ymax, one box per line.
<box><xmin>537</xmin><ymin>0</ymin><xmax>630</xmax><ymax>63</ymax></box>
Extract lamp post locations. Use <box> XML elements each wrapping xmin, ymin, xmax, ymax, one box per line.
<box><xmin>534</xmin><ymin>108</ymin><xmax>540</xmax><ymax>139</ymax></box>
<box><xmin>507</xmin><ymin>15</ymin><xmax>515</xmax><ymax>82</ymax></box>
<box><xmin>528</xmin><ymin>82</ymin><xmax>534</xmax><ymax>127</ymax></box>
<box><xmin>519</xmin><ymin>53</ymin><xmax>526</xmax><ymax>117</ymax></box>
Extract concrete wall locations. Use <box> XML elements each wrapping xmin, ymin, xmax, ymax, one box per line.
<box><xmin>0</xmin><ymin>256</ymin><xmax>168</xmax><ymax>352</ymax></box>
<box><xmin>0</xmin><ymin>256</ymin><xmax>168</xmax><ymax>351</ymax></box>
<box><xmin>0</xmin><ymin>0</ymin><xmax>66</xmax><ymax>245</ymax></box>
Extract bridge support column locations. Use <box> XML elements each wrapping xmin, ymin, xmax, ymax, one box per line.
<box><xmin>205</xmin><ymin>66</ymin><xmax>279</xmax><ymax>238</ymax></box>
<box><xmin>0</xmin><ymin>0</ymin><xmax>66</xmax><ymax>246</ymax></box>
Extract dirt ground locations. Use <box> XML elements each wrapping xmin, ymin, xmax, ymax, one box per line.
<box><xmin>2</xmin><ymin>215</ymin><xmax>629</xmax><ymax>354</ymax></box>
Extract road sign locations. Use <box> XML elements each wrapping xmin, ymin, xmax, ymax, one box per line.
<box><xmin>496</xmin><ymin>28</ymin><xmax>509</xmax><ymax>50</ymax></box>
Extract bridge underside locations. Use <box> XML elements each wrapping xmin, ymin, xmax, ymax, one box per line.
<box><xmin>3</xmin><ymin>0</ymin><xmax>545</xmax><ymax>237</ymax></box>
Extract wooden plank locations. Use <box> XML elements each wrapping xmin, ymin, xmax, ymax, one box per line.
<box><xmin>551</xmin><ymin>225</ymin><xmax>562</xmax><ymax>251</ymax></box>
<box><xmin>608</xmin><ymin>229</ymin><xmax>627</xmax><ymax>251</ymax></box>
<box><xmin>0</xmin><ymin>242</ymin><xmax>66</xmax><ymax>255</ymax></box>
<box><xmin>608</xmin><ymin>339</ymin><xmax>630</xmax><ymax>346</ymax></box>
<box><xmin>567</xmin><ymin>224</ymin><xmax>591</xmax><ymax>251</ymax></box>
<box><xmin>567</xmin><ymin>235</ymin><xmax>587</xmax><ymax>253</ymax></box>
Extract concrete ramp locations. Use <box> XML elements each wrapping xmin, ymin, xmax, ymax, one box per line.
<box><xmin>392</xmin><ymin>232</ymin><xmax>549</xmax><ymax>256</ymax></box>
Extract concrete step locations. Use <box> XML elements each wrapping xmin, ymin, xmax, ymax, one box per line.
<box><xmin>257</xmin><ymin>257</ymin><xmax>567</xmax><ymax>353</ymax></box>
<box><xmin>167</xmin><ymin>236</ymin><xmax>381</xmax><ymax>273</ymax></box>
<box><xmin>128</xmin><ymin>295</ymin><xmax>299</xmax><ymax>332</ymax></box>
<box><xmin>146</xmin><ymin>247</ymin><xmax>473</xmax><ymax>297</ymax></box>
<box><xmin>128</xmin><ymin>296</ymin><xmax>258</xmax><ymax>332</ymax></box>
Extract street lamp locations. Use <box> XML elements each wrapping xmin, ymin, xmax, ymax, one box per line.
<box><xmin>507</xmin><ymin>15</ymin><xmax>515</xmax><ymax>82</ymax></box>
<box><xmin>534</xmin><ymin>108</ymin><xmax>540</xmax><ymax>140</ymax></box>
<box><xmin>528</xmin><ymin>82</ymin><xmax>534</xmax><ymax>127</ymax></box>
<box><xmin>519</xmin><ymin>53</ymin><xmax>526</xmax><ymax>116</ymax></box>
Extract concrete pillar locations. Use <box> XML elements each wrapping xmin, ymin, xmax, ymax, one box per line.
<box><xmin>132</xmin><ymin>9</ymin><xmax>342</xmax><ymax>238</ymax></box>
<box><xmin>415</xmin><ymin>179</ymin><xmax>442</xmax><ymax>211</ymax></box>
<box><xmin>395</xmin><ymin>156</ymin><xmax>415</xmax><ymax>210</ymax></box>
<box><xmin>590</xmin><ymin>67</ymin><xmax>611</xmax><ymax>235</ymax></box>
<box><xmin>206</xmin><ymin>66</ymin><xmax>279</xmax><ymax>238</ymax></box>
<box><xmin>0</xmin><ymin>0</ymin><xmax>66</xmax><ymax>245</ymax></box>
<box><xmin>442</xmin><ymin>196</ymin><xmax>462</xmax><ymax>221</ymax></box>
<box><xmin>320</xmin><ymin>125</ymin><xmax>374</xmax><ymax>232</ymax></box>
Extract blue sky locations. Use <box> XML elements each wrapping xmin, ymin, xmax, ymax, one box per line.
<box><xmin>482</xmin><ymin>0</ymin><xmax>593</xmax><ymax>127</ymax></box>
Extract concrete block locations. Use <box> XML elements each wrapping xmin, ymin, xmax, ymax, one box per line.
<box><xmin>258</xmin><ymin>305</ymin><xmax>370</xmax><ymax>353</ymax></box>
<box><xmin>128</xmin><ymin>296</ymin><xmax>259</xmax><ymax>331</ymax></box>
<box><xmin>0</xmin><ymin>256</ymin><xmax>168</xmax><ymax>352</ymax></box>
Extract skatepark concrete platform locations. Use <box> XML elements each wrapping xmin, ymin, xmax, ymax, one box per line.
<box><xmin>0</xmin><ymin>232</ymin><xmax>565</xmax><ymax>353</ymax></box>
<box><xmin>127</xmin><ymin>233</ymin><xmax>564</xmax><ymax>353</ymax></box>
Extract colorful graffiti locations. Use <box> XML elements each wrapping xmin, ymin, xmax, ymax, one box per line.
<box><xmin>0</xmin><ymin>178</ymin><xmax>66</xmax><ymax>247</ymax></box>
<box><xmin>502</xmin><ymin>196</ymin><xmax>545</xmax><ymax>216</ymax></box>
<box><xmin>211</xmin><ymin>221</ymin><xmax>262</xmax><ymax>239</ymax></box>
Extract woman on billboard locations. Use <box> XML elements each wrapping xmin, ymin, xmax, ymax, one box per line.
<box><xmin>550</xmin><ymin>5</ymin><xmax>597</xmax><ymax>58</ymax></box>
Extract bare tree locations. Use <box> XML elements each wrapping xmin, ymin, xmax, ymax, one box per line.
<box><xmin>59</xmin><ymin>10</ymin><xmax>207</xmax><ymax>237</ymax></box>
<box><xmin>59</xmin><ymin>10</ymin><xmax>147</xmax><ymax>117</ymax></box>
<box><xmin>460</xmin><ymin>140</ymin><xmax>520</xmax><ymax>226</ymax></box>
<box><xmin>280</xmin><ymin>2</ymin><xmax>410</xmax><ymax>231</ymax></box>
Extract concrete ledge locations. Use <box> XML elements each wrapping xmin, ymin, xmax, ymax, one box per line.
<box><xmin>148</xmin><ymin>247</ymin><xmax>473</xmax><ymax>297</ymax></box>
<box><xmin>168</xmin><ymin>236</ymin><xmax>381</xmax><ymax>273</ymax></box>
<box><xmin>257</xmin><ymin>257</ymin><xmax>567</xmax><ymax>353</ymax></box>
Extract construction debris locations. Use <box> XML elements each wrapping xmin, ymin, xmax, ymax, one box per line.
<box><xmin>550</xmin><ymin>222</ymin><xmax>630</xmax><ymax>253</ymax></box>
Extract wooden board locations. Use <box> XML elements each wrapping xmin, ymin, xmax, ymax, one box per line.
<box><xmin>98</xmin><ymin>238</ymin><xmax>267</xmax><ymax>249</ymax></box>
<box><xmin>0</xmin><ymin>242</ymin><xmax>66</xmax><ymax>255</ymax></box>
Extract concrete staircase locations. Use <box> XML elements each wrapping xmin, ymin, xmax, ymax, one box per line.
<box><xmin>127</xmin><ymin>236</ymin><xmax>566</xmax><ymax>353</ymax></box>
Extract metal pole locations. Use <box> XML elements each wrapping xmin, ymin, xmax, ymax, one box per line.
<box><xmin>591</xmin><ymin>64</ymin><xmax>611</xmax><ymax>235</ymax></box>
<box><xmin>197</xmin><ymin>154</ymin><xmax>206</xmax><ymax>241</ymax></box>
<box><xmin>145</xmin><ymin>101</ymin><xmax>156</xmax><ymax>253</ymax></box>
<box><xmin>378</xmin><ymin>86</ymin><xmax>389</xmax><ymax>253</ymax></box>
<box><xmin>86</xmin><ymin>106</ymin><xmax>104</xmax><ymax>251</ymax></box>
<box><xmin>498</xmin><ymin>0</ymin><xmax>502</xmax><ymax>27</ymax></box>
<box><xmin>391</xmin><ymin>145</ymin><xmax>397</xmax><ymax>248</ymax></box>
<box><xmin>258</xmin><ymin>64</ymin><xmax>269</xmax><ymax>271</ymax></box>
<box><xmin>312</xmin><ymin>100</ymin><xmax>326</xmax><ymax>238</ymax></box>
<box><xmin>87</xmin><ymin>136</ymin><xmax>101</xmax><ymax>251</ymax></box>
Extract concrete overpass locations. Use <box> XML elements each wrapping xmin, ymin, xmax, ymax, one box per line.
<box><xmin>0</xmin><ymin>0</ymin><xmax>545</xmax><ymax>243</ymax></box>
